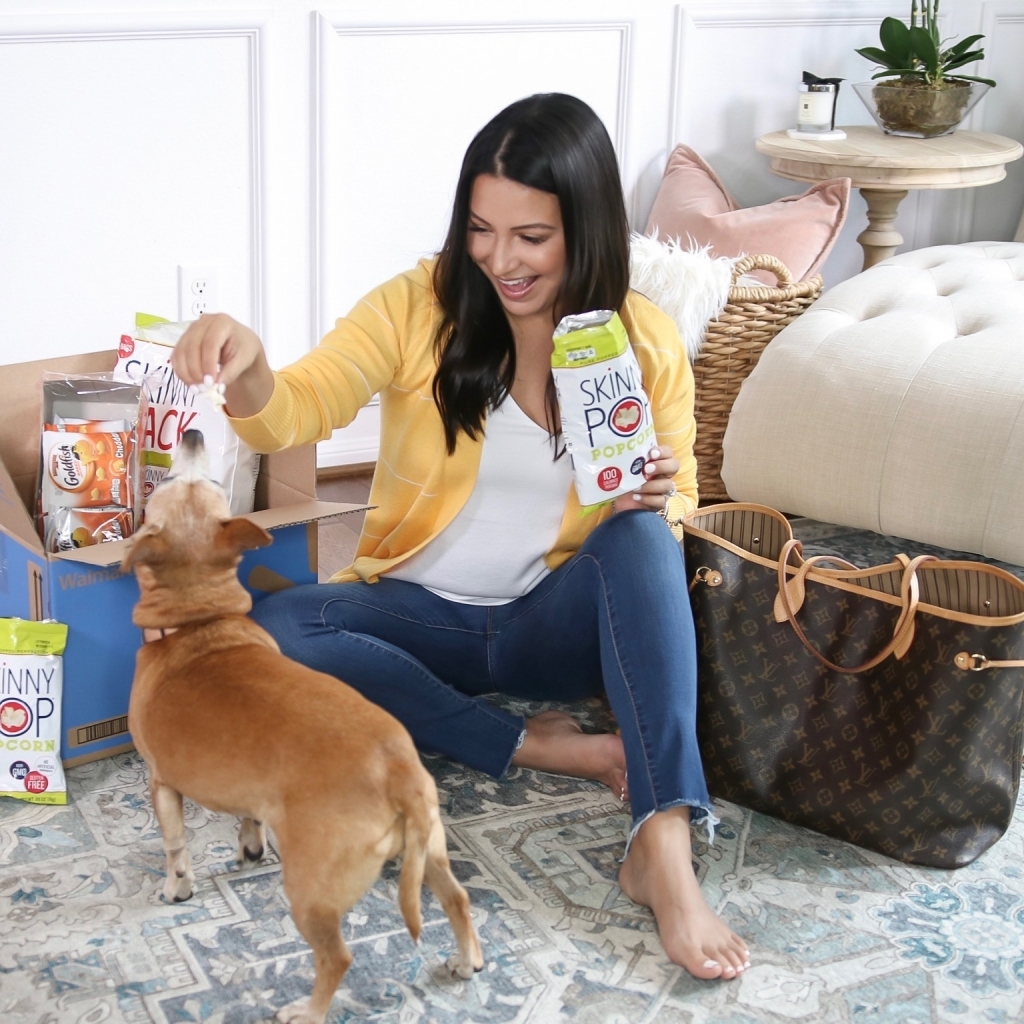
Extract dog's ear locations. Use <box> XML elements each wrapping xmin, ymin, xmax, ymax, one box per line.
<box><xmin>217</xmin><ymin>517</ymin><xmax>273</xmax><ymax>555</ymax></box>
<box><xmin>121</xmin><ymin>524</ymin><xmax>168</xmax><ymax>571</ymax></box>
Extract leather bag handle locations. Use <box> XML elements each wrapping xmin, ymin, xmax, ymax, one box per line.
<box><xmin>773</xmin><ymin>552</ymin><xmax>861</xmax><ymax>622</ymax></box>
<box><xmin>774</xmin><ymin>539</ymin><xmax>935</xmax><ymax>674</ymax></box>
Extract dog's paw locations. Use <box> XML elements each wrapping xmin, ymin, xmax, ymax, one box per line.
<box><xmin>162</xmin><ymin>873</ymin><xmax>194</xmax><ymax>904</ymax></box>
<box><xmin>445</xmin><ymin>953</ymin><xmax>483</xmax><ymax>980</ymax></box>
<box><xmin>275</xmin><ymin>999</ymin><xmax>324</xmax><ymax>1024</ymax></box>
<box><xmin>237</xmin><ymin>819</ymin><xmax>266</xmax><ymax>865</ymax></box>
<box><xmin>238</xmin><ymin>843</ymin><xmax>264</xmax><ymax>864</ymax></box>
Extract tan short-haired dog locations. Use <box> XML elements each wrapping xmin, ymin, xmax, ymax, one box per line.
<box><xmin>123</xmin><ymin>430</ymin><xmax>483</xmax><ymax>1024</ymax></box>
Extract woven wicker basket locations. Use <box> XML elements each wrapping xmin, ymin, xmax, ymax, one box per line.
<box><xmin>694</xmin><ymin>253</ymin><xmax>822</xmax><ymax>501</ymax></box>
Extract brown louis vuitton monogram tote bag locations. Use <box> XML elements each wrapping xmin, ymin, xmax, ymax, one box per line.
<box><xmin>683</xmin><ymin>503</ymin><xmax>1024</xmax><ymax>868</ymax></box>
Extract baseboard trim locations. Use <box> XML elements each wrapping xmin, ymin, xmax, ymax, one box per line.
<box><xmin>317</xmin><ymin>461</ymin><xmax>376</xmax><ymax>481</ymax></box>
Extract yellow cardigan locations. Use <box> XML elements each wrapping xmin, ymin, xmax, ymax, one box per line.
<box><xmin>229</xmin><ymin>259</ymin><xmax>698</xmax><ymax>584</ymax></box>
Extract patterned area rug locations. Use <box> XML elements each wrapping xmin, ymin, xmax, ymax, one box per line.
<box><xmin>2</xmin><ymin>520</ymin><xmax>1023</xmax><ymax>1024</ymax></box>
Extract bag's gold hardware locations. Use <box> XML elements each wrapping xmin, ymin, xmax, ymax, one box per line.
<box><xmin>956</xmin><ymin>652</ymin><xmax>988</xmax><ymax>671</ymax></box>
<box><xmin>954</xmin><ymin>651</ymin><xmax>1024</xmax><ymax>671</ymax></box>
<box><xmin>689</xmin><ymin>566</ymin><xmax>724</xmax><ymax>592</ymax></box>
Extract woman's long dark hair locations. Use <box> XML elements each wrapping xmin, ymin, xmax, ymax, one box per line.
<box><xmin>432</xmin><ymin>93</ymin><xmax>630</xmax><ymax>454</ymax></box>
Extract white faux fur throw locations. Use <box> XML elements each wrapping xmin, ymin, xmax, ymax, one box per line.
<box><xmin>629</xmin><ymin>232</ymin><xmax>735</xmax><ymax>360</ymax></box>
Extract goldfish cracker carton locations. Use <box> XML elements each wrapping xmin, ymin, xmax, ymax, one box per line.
<box><xmin>551</xmin><ymin>310</ymin><xmax>656</xmax><ymax>507</ymax></box>
<box><xmin>0</xmin><ymin>618</ymin><xmax>69</xmax><ymax>805</ymax></box>
<box><xmin>41</xmin><ymin>429</ymin><xmax>133</xmax><ymax>510</ymax></box>
<box><xmin>36</xmin><ymin>375</ymin><xmax>145</xmax><ymax>546</ymax></box>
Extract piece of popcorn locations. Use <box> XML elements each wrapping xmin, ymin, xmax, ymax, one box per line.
<box><xmin>201</xmin><ymin>374</ymin><xmax>227</xmax><ymax>409</ymax></box>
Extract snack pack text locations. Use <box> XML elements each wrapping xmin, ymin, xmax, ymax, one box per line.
<box><xmin>143</xmin><ymin>405</ymin><xmax>201</xmax><ymax>451</ymax></box>
<box><xmin>123</xmin><ymin>358</ymin><xmax>203</xmax><ymax>452</ymax></box>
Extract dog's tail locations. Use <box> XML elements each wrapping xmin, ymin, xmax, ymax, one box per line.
<box><xmin>397</xmin><ymin>785</ymin><xmax>432</xmax><ymax>943</ymax></box>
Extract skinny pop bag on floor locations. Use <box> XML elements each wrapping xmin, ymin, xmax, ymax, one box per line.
<box><xmin>552</xmin><ymin>310</ymin><xmax>656</xmax><ymax>507</ymax></box>
<box><xmin>0</xmin><ymin>619</ymin><xmax>69</xmax><ymax>805</ymax></box>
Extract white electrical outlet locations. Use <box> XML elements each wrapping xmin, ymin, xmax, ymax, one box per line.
<box><xmin>177</xmin><ymin>265</ymin><xmax>220</xmax><ymax>320</ymax></box>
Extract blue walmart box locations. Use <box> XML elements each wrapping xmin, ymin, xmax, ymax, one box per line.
<box><xmin>0</xmin><ymin>351</ymin><xmax>364</xmax><ymax>766</ymax></box>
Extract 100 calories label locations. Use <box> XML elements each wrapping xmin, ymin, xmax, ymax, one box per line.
<box><xmin>551</xmin><ymin>310</ymin><xmax>656</xmax><ymax>507</ymax></box>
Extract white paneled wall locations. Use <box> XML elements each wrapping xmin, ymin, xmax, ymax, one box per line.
<box><xmin>316</xmin><ymin>14</ymin><xmax>630</xmax><ymax>330</ymax></box>
<box><xmin>1</xmin><ymin>0</ymin><xmax>1021</xmax><ymax>467</ymax></box>
<box><xmin>0</xmin><ymin>13</ymin><xmax>264</xmax><ymax>343</ymax></box>
<box><xmin>971</xmin><ymin>2</ymin><xmax>1024</xmax><ymax>243</ymax></box>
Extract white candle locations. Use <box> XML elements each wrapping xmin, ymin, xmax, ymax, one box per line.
<box><xmin>797</xmin><ymin>85</ymin><xmax>835</xmax><ymax>131</ymax></box>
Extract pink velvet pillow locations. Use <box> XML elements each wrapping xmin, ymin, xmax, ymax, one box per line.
<box><xmin>645</xmin><ymin>145</ymin><xmax>850</xmax><ymax>284</ymax></box>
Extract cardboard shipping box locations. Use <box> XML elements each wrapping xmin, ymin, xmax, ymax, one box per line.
<box><xmin>0</xmin><ymin>350</ymin><xmax>364</xmax><ymax>767</ymax></box>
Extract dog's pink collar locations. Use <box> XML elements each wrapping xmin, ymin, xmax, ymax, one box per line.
<box><xmin>142</xmin><ymin>627</ymin><xmax>179</xmax><ymax>643</ymax></box>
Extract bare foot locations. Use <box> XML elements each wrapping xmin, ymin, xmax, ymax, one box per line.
<box><xmin>512</xmin><ymin>710</ymin><xmax>628</xmax><ymax>799</ymax></box>
<box><xmin>618</xmin><ymin>806</ymin><xmax>749</xmax><ymax>980</ymax></box>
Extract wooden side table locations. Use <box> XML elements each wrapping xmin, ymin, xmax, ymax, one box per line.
<box><xmin>755</xmin><ymin>126</ymin><xmax>1023</xmax><ymax>270</ymax></box>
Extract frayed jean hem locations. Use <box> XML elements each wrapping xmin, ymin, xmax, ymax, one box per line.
<box><xmin>498</xmin><ymin>721</ymin><xmax>529</xmax><ymax>780</ymax></box>
<box><xmin>622</xmin><ymin>799</ymin><xmax>720</xmax><ymax>862</ymax></box>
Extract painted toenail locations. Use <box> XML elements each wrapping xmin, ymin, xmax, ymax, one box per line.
<box><xmin>703</xmin><ymin>959</ymin><xmax>719</xmax><ymax>969</ymax></box>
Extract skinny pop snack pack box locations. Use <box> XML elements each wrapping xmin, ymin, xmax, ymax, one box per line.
<box><xmin>551</xmin><ymin>310</ymin><xmax>656</xmax><ymax>507</ymax></box>
<box><xmin>114</xmin><ymin>314</ymin><xmax>260</xmax><ymax>516</ymax></box>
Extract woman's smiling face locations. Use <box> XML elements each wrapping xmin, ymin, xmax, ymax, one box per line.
<box><xmin>467</xmin><ymin>173</ymin><xmax>567</xmax><ymax>327</ymax></box>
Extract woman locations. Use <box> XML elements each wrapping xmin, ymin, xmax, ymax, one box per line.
<box><xmin>171</xmin><ymin>93</ymin><xmax>750</xmax><ymax>980</ymax></box>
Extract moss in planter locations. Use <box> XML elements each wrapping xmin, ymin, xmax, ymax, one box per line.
<box><xmin>873</xmin><ymin>80</ymin><xmax>973</xmax><ymax>137</ymax></box>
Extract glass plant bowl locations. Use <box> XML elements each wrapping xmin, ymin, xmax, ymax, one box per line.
<box><xmin>853</xmin><ymin>80</ymin><xmax>990</xmax><ymax>138</ymax></box>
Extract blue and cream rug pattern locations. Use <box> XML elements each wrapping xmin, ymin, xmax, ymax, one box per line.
<box><xmin>2</xmin><ymin>520</ymin><xmax>1024</xmax><ymax>1024</ymax></box>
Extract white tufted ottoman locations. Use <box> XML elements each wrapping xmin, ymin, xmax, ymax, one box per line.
<box><xmin>721</xmin><ymin>242</ymin><xmax>1024</xmax><ymax>565</ymax></box>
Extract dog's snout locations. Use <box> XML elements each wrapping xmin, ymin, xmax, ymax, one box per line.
<box><xmin>180</xmin><ymin>430</ymin><xmax>205</xmax><ymax>454</ymax></box>
<box><xmin>163</xmin><ymin>429</ymin><xmax>213</xmax><ymax>485</ymax></box>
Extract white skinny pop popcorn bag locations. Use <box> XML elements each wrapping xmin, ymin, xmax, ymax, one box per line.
<box><xmin>114</xmin><ymin>315</ymin><xmax>260</xmax><ymax>515</ymax></box>
<box><xmin>552</xmin><ymin>311</ymin><xmax>656</xmax><ymax>507</ymax></box>
<box><xmin>0</xmin><ymin>619</ymin><xmax>69</xmax><ymax>805</ymax></box>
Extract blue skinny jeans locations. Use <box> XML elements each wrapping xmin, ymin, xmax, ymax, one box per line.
<box><xmin>250</xmin><ymin>510</ymin><xmax>714</xmax><ymax>840</ymax></box>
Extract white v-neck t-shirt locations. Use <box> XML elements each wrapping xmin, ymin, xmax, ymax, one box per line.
<box><xmin>387</xmin><ymin>396</ymin><xmax>573</xmax><ymax>605</ymax></box>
